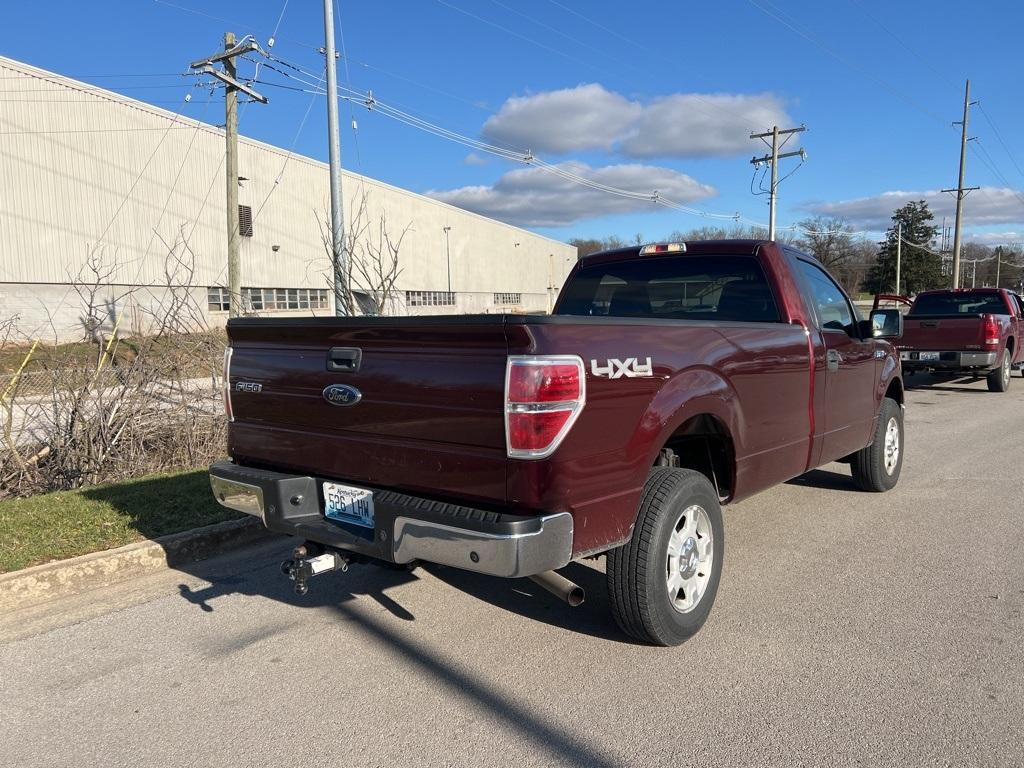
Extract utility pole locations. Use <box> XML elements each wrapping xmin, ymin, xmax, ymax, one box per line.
<box><xmin>895</xmin><ymin>222</ymin><xmax>902</xmax><ymax>296</ymax></box>
<box><xmin>322</xmin><ymin>0</ymin><xmax>347</xmax><ymax>316</ymax></box>
<box><xmin>223</xmin><ymin>34</ymin><xmax>241</xmax><ymax>318</ymax></box>
<box><xmin>443</xmin><ymin>226</ymin><xmax>452</xmax><ymax>293</ymax></box>
<box><xmin>996</xmin><ymin>246</ymin><xmax>1002</xmax><ymax>288</ymax></box>
<box><xmin>942</xmin><ymin>80</ymin><xmax>979</xmax><ymax>290</ymax></box>
<box><xmin>190</xmin><ymin>34</ymin><xmax>267</xmax><ymax>318</ymax></box>
<box><xmin>750</xmin><ymin>125</ymin><xmax>806</xmax><ymax>240</ymax></box>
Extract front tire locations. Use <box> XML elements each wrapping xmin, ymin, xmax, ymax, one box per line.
<box><xmin>606</xmin><ymin>468</ymin><xmax>724</xmax><ymax>646</ymax></box>
<box><xmin>987</xmin><ymin>348</ymin><xmax>1012</xmax><ymax>392</ymax></box>
<box><xmin>851</xmin><ymin>397</ymin><xmax>903</xmax><ymax>492</ymax></box>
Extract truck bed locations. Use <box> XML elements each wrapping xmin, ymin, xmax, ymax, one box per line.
<box><xmin>225</xmin><ymin>312</ymin><xmax>814</xmax><ymax>553</ymax></box>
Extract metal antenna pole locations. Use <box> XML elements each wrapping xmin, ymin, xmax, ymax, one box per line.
<box><xmin>322</xmin><ymin>0</ymin><xmax>347</xmax><ymax>315</ymax></box>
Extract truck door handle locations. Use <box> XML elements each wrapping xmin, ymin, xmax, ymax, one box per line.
<box><xmin>327</xmin><ymin>347</ymin><xmax>362</xmax><ymax>372</ymax></box>
<box><xmin>826</xmin><ymin>349</ymin><xmax>842</xmax><ymax>371</ymax></box>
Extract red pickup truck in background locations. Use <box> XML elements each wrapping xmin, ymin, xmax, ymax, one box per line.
<box><xmin>895</xmin><ymin>288</ymin><xmax>1024</xmax><ymax>392</ymax></box>
<box><xmin>210</xmin><ymin>240</ymin><xmax>905</xmax><ymax>645</ymax></box>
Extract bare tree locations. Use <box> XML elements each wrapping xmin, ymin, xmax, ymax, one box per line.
<box><xmin>0</xmin><ymin>242</ymin><xmax>225</xmax><ymax>499</ymax></box>
<box><xmin>796</xmin><ymin>216</ymin><xmax>873</xmax><ymax>294</ymax></box>
<box><xmin>317</xmin><ymin>192</ymin><xmax>410</xmax><ymax>316</ymax></box>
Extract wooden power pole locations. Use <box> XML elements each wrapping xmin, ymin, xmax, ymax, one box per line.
<box><xmin>189</xmin><ymin>34</ymin><xmax>267</xmax><ymax>318</ymax></box>
<box><xmin>750</xmin><ymin>125</ymin><xmax>807</xmax><ymax>240</ymax></box>
<box><xmin>223</xmin><ymin>33</ymin><xmax>241</xmax><ymax>318</ymax></box>
<box><xmin>942</xmin><ymin>80</ymin><xmax>979</xmax><ymax>289</ymax></box>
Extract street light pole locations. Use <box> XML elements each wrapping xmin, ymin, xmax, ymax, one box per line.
<box><xmin>322</xmin><ymin>0</ymin><xmax>347</xmax><ymax>315</ymax></box>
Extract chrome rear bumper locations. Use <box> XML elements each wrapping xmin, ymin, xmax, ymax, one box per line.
<box><xmin>209</xmin><ymin>461</ymin><xmax>573</xmax><ymax>578</ymax></box>
<box><xmin>900</xmin><ymin>350</ymin><xmax>997</xmax><ymax>369</ymax></box>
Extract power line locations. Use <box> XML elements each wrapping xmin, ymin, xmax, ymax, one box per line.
<box><xmin>745</xmin><ymin>0</ymin><xmax>947</xmax><ymax>126</ymax></box>
<box><xmin>440</xmin><ymin>0</ymin><xmax>779</xmax><ymax>137</ymax></box>
<box><xmin>0</xmin><ymin>126</ymin><xmax>203</xmax><ymax>136</ymax></box>
<box><xmin>977</xmin><ymin>103</ymin><xmax>1024</xmax><ymax>181</ymax></box>
<box><xmin>844</xmin><ymin>0</ymin><xmax>957</xmax><ymax>90</ymax></box>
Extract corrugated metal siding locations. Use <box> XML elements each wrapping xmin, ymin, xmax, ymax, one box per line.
<box><xmin>0</xmin><ymin>56</ymin><xmax>575</xmax><ymax>297</ymax></box>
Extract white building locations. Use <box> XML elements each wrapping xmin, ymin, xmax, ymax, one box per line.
<box><xmin>0</xmin><ymin>56</ymin><xmax>576</xmax><ymax>342</ymax></box>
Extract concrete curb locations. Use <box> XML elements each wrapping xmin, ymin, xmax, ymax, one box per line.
<box><xmin>0</xmin><ymin>517</ymin><xmax>278</xmax><ymax>612</ymax></box>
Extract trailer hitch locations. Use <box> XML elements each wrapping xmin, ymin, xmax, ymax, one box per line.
<box><xmin>280</xmin><ymin>542</ymin><xmax>352</xmax><ymax>596</ymax></box>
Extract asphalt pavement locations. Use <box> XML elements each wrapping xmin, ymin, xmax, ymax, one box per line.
<box><xmin>2</xmin><ymin>372</ymin><xmax>1022</xmax><ymax>767</ymax></box>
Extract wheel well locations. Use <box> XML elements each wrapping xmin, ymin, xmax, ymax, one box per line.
<box><xmin>885</xmin><ymin>377</ymin><xmax>904</xmax><ymax>406</ymax></box>
<box><xmin>1008</xmin><ymin>336</ymin><xmax>1015</xmax><ymax>355</ymax></box>
<box><xmin>656</xmin><ymin>414</ymin><xmax>735</xmax><ymax>501</ymax></box>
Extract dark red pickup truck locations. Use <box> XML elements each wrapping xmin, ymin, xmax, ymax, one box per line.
<box><xmin>896</xmin><ymin>288</ymin><xmax>1024</xmax><ymax>392</ymax></box>
<box><xmin>210</xmin><ymin>240</ymin><xmax>905</xmax><ymax>645</ymax></box>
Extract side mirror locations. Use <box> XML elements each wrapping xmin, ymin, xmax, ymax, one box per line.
<box><xmin>870</xmin><ymin>309</ymin><xmax>903</xmax><ymax>340</ymax></box>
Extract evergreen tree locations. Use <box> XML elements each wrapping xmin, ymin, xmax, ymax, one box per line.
<box><xmin>865</xmin><ymin>200</ymin><xmax>942</xmax><ymax>295</ymax></box>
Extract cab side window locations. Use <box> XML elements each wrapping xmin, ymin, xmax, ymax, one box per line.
<box><xmin>795</xmin><ymin>260</ymin><xmax>857</xmax><ymax>337</ymax></box>
<box><xmin>1014</xmin><ymin>293</ymin><xmax>1024</xmax><ymax>318</ymax></box>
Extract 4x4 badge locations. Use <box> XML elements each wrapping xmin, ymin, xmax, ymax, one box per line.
<box><xmin>590</xmin><ymin>357</ymin><xmax>653</xmax><ymax>379</ymax></box>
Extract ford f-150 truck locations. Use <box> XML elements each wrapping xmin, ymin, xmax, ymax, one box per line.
<box><xmin>210</xmin><ymin>240</ymin><xmax>905</xmax><ymax>645</ymax></box>
<box><xmin>894</xmin><ymin>288</ymin><xmax>1024</xmax><ymax>392</ymax></box>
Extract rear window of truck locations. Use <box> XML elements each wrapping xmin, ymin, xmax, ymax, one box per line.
<box><xmin>556</xmin><ymin>255</ymin><xmax>781</xmax><ymax>322</ymax></box>
<box><xmin>909</xmin><ymin>292</ymin><xmax>1008</xmax><ymax>316</ymax></box>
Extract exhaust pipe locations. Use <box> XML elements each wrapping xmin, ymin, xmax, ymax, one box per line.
<box><xmin>528</xmin><ymin>570</ymin><xmax>585</xmax><ymax>607</ymax></box>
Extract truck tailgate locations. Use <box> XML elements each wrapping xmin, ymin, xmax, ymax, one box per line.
<box><xmin>225</xmin><ymin>318</ymin><xmax>510</xmax><ymax>504</ymax></box>
<box><xmin>901</xmin><ymin>315</ymin><xmax>987</xmax><ymax>350</ymax></box>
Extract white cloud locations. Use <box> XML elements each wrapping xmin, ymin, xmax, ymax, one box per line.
<box><xmin>428</xmin><ymin>162</ymin><xmax>716</xmax><ymax>227</ymax></box>
<box><xmin>966</xmin><ymin>230</ymin><xmax>1024</xmax><ymax>244</ymax></box>
<box><xmin>463</xmin><ymin>152</ymin><xmax>489</xmax><ymax>166</ymax></box>
<box><xmin>622</xmin><ymin>93</ymin><xmax>791</xmax><ymax>158</ymax></box>
<box><xmin>483</xmin><ymin>84</ymin><xmax>640</xmax><ymax>154</ymax></box>
<box><xmin>480</xmin><ymin>84</ymin><xmax>791</xmax><ymax>158</ymax></box>
<box><xmin>803</xmin><ymin>187</ymin><xmax>1024</xmax><ymax>231</ymax></box>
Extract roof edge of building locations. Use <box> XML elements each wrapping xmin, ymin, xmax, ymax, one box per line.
<box><xmin>0</xmin><ymin>55</ymin><xmax>574</xmax><ymax>253</ymax></box>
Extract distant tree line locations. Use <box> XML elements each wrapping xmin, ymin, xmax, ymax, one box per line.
<box><xmin>569</xmin><ymin>200</ymin><xmax>1024</xmax><ymax>297</ymax></box>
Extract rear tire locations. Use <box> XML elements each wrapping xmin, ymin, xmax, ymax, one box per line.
<box><xmin>606</xmin><ymin>468</ymin><xmax>724</xmax><ymax>646</ymax></box>
<box><xmin>851</xmin><ymin>397</ymin><xmax>903</xmax><ymax>492</ymax></box>
<box><xmin>987</xmin><ymin>349</ymin><xmax>1012</xmax><ymax>392</ymax></box>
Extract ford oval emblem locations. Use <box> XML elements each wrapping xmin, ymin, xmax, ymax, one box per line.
<box><xmin>322</xmin><ymin>383</ymin><xmax>362</xmax><ymax>407</ymax></box>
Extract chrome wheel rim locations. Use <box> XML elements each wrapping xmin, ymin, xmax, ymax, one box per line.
<box><xmin>666</xmin><ymin>505</ymin><xmax>713</xmax><ymax>614</ymax></box>
<box><xmin>1003</xmin><ymin>355</ymin><xmax>1011</xmax><ymax>388</ymax></box>
<box><xmin>883</xmin><ymin>416</ymin><xmax>900</xmax><ymax>475</ymax></box>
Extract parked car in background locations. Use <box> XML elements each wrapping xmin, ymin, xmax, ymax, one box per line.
<box><xmin>892</xmin><ymin>288</ymin><xmax>1024</xmax><ymax>391</ymax></box>
<box><xmin>210</xmin><ymin>240</ymin><xmax>905</xmax><ymax>646</ymax></box>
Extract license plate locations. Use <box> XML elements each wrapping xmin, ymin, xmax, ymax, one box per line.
<box><xmin>919</xmin><ymin>352</ymin><xmax>940</xmax><ymax>361</ymax></box>
<box><xmin>323</xmin><ymin>482</ymin><xmax>375</xmax><ymax>528</ymax></box>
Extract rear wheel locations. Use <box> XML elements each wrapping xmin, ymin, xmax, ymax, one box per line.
<box><xmin>606</xmin><ymin>468</ymin><xmax>724</xmax><ymax>646</ymax></box>
<box><xmin>987</xmin><ymin>349</ymin><xmax>1012</xmax><ymax>392</ymax></box>
<box><xmin>851</xmin><ymin>397</ymin><xmax>903</xmax><ymax>492</ymax></box>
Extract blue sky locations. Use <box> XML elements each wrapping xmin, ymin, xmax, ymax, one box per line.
<box><xmin>4</xmin><ymin>0</ymin><xmax>1023</xmax><ymax>244</ymax></box>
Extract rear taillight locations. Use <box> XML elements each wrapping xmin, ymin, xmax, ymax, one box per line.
<box><xmin>505</xmin><ymin>356</ymin><xmax>585</xmax><ymax>459</ymax></box>
<box><xmin>223</xmin><ymin>346</ymin><xmax>234</xmax><ymax>422</ymax></box>
<box><xmin>983</xmin><ymin>314</ymin><xmax>1000</xmax><ymax>346</ymax></box>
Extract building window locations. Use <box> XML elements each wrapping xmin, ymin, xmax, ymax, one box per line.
<box><xmin>212</xmin><ymin>287</ymin><xmax>330</xmax><ymax>313</ymax></box>
<box><xmin>406</xmin><ymin>290</ymin><xmax>456</xmax><ymax>307</ymax></box>
<box><xmin>493</xmin><ymin>292</ymin><xmax>521</xmax><ymax>305</ymax></box>
<box><xmin>207</xmin><ymin>286</ymin><xmax>230</xmax><ymax>312</ymax></box>
<box><xmin>238</xmin><ymin>205</ymin><xmax>254</xmax><ymax>237</ymax></box>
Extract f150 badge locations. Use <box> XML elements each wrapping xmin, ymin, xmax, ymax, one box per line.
<box><xmin>590</xmin><ymin>357</ymin><xmax>654</xmax><ymax>379</ymax></box>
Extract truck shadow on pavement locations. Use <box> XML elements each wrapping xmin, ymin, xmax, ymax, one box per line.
<box><xmin>171</xmin><ymin>545</ymin><xmax>619</xmax><ymax>768</ymax></box>
<box><xmin>174</xmin><ymin>542</ymin><xmax>632</xmax><ymax>644</ymax></box>
<box><xmin>904</xmin><ymin>373</ymin><xmax>993</xmax><ymax>392</ymax></box>
<box><xmin>786</xmin><ymin>467</ymin><xmax>860</xmax><ymax>492</ymax></box>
